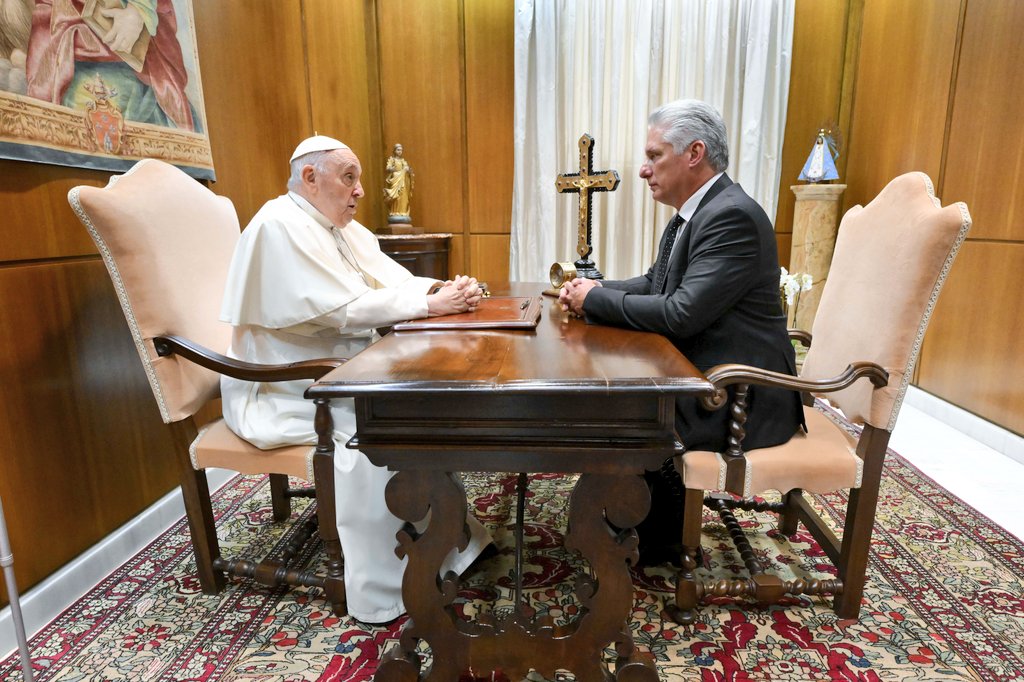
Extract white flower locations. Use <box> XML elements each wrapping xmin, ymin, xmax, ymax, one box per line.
<box><xmin>779</xmin><ymin>268</ymin><xmax>814</xmax><ymax>307</ymax></box>
<box><xmin>783</xmin><ymin>278</ymin><xmax>799</xmax><ymax>305</ymax></box>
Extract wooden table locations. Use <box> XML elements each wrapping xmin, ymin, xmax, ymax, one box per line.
<box><xmin>306</xmin><ymin>283</ymin><xmax>713</xmax><ymax>682</ymax></box>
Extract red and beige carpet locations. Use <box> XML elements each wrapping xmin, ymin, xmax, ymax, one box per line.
<box><xmin>2</xmin><ymin>418</ymin><xmax>1023</xmax><ymax>681</ymax></box>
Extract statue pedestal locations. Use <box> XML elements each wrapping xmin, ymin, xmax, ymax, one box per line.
<box><xmin>377</xmin><ymin>224</ymin><xmax>421</xmax><ymax>235</ymax></box>
<box><xmin>789</xmin><ymin>183</ymin><xmax>846</xmax><ymax>331</ymax></box>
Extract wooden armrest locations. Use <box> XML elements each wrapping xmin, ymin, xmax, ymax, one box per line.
<box><xmin>706</xmin><ymin>361</ymin><xmax>888</xmax><ymax>392</ymax></box>
<box><xmin>705</xmin><ymin>361</ymin><xmax>889</xmax><ymax>458</ymax></box>
<box><xmin>700</xmin><ymin>361</ymin><xmax>888</xmax><ymax>411</ymax></box>
<box><xmin>788</xmin><ymin>329</ymin><xmax>812</xmax><ymax>348</ymax></box>
<box><xmin>153</xmin><ymin>335</ymin><xmax>345</xmax><ymax>382</ymax></box>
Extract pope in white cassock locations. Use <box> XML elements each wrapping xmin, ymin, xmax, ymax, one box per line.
<box><xmin>219</xmin><ymin>135</ymin><xmax>492</xmax><ymax>624</ymax></box>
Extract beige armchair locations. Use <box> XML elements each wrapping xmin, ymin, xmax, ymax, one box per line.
<box><xmin>68</xmin><ymin>160</ymin><xmax>346</xmax><ymax>615</ymax></box>
<box><xmin>670</xmin><ymin>172</ymin><xmax>971</xmax><ymax>621</ymax></box>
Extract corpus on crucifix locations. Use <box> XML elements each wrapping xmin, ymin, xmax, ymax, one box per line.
<box><xmin>553</xmin><ymin>133</ymin><xmax>620</xmax><ymax>282</ymax></box>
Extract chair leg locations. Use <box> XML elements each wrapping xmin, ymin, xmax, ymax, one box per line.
<box><xmin>778</xmin><ymin>489</ymin><xmax>802</xmax><ymax>536</ymax></box>
<box><xmin>668</xmin><ymin>487</ymin><xmax>705</xmax><ymax>625</ymax></box>
<box><xmin>180</xmin><ymin>468</ymin><xmax>226</xmax><ymax>594</ymax></box>
<box><xmin>170</xmin><ymin>420</ymin><xmax>225</xmax><ymax>594</ymax></box>
<box><xmin>269</xmin><ymin>473</ymin><xmax>291</xmax><ymax>522</ymax></box>
<box><xmin>834</xmin><ymin>426</ymin><xmax>889</xmax><ymax>619</ymax></box>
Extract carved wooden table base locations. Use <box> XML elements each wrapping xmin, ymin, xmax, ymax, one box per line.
<box><xmin>375</xmin><ymin>470</ymin><xmax>658</xmax><ymax>682</ymax></box>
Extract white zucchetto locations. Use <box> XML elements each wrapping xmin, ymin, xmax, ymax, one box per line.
<box><xmin>289</xmin><ymin>135</ymin><xmax>350</xmax><ymax>162</ymax></box>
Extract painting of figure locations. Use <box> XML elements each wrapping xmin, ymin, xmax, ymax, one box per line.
<box><xmin>0</xmin><ymin>0</ymin><xmax>213</xmax><ymax>179</ymax></box>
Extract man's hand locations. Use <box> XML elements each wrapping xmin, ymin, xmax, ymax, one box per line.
<box><xmin>427</xmin><ymin>274</ymin><xmax>482</xmax><ymax>316</ymax></box>
<box><xmin>99</xmin><ymin>4</ymin><xmax>146</xmax><ymax>53</ymax></box>
<box><xmin>558</xmin><ymin>277</ymin><xmax>600</xmax><ymax>317</ymax></box>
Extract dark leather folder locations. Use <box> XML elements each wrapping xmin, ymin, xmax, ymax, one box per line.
<box><xmin>392</xmin><ymin>296</ymin><xmax>542</xmax><ymax>331</ymax></box>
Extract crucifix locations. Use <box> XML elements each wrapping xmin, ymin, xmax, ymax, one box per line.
<box><xmin>554</xmin><ymin>134</ymin><xmax>620</xmax><ymax>280</ymax></box>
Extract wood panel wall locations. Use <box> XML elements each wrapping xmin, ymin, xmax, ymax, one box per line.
<box><xmin>191</xmin><ymin>2</ymin><xmax>313</xmax><ymax>224</ymax></box>
<box><xmin>305</xmin><ymin>0</ymin><xmax>383</xmax><ymax>227</ymax></box>
<box><xmin>842</xmin><ymin>0</ymin><xmax>961</xmax><ymax>212</ymax></box>
<box><xmin>373</xmin><ymin>0</ymin><xmax>514</xmax><ymax>280</ymax></box>
<box><xmin>0</xmin><ymin>260</ymin><xmax>180</xmax><ymax>600</ymax></box>
<box><xmin>0</xmin><ymin>0</ymin><xmax>514</xmax><ymax>605</ymax></box>
<box><xmin>464</xmin><ymin>0</ymin><xmax>515</xmax><ymax>279</ymax></box>
<box><xmin>783</xmin><ymin>0</ymin><xmax>1024</xmax><ymax>436</ymax></box>
<box><xmin>913</xmin><ymin>0</ymin><xmax>1024</xmax><ymax>434</ymax></box>
<box><xmin>306</xmin><ymin>0</ymin><xmax>514</xmax><ymax>280</ymax></box>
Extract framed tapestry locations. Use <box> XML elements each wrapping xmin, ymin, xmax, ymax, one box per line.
<box><xmin>0</xmin><ymin>0</ymin><xmax>214</xmax><ymax>180</ymax></box>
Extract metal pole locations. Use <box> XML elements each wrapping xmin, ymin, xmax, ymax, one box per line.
<box><xmin>0</xmin><ymin>496</ymin><xmax>34</xmax><ymax>681</ymax></box>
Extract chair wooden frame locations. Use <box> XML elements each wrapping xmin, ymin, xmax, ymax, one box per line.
<box><xmin>68</xmin><ymin>160</ymin><xmax>350</xmax><ymax>616</ymax></box>
<box><xmin>668</xmin><ymin>172</ymin><xmax>971</xmax><ymax>623</ymax></box>
<box><xmin>153</xmin><ymin>335</ymin><xmax>347</xmax><ymax>615</ymax></box>
<box><xmin>670</xmin><ymin>341</ymin><xmax>888</xmax><ymax>623</ymax></box>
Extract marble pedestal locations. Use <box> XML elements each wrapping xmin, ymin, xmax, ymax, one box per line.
<box><xmin>789</xmin><ymin>183</ymin><xmax>846</xmax><ymax>331</ymax></box>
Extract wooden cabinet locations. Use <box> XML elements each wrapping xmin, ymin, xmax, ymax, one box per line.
<box><xmin>377</xmin><ymin>233</ymin><xmax>452</xmax><ymax>280</ymax></box>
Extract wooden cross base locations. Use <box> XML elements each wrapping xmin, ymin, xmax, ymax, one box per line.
<box><xmin>573</xmin><ymin>257</ymin><xmax>604</xmax><ymax>280</ymax></box>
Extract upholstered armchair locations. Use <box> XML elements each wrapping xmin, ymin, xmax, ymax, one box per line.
<box><xmin>670</xmin><ymin>172</ymin><xmax>971</xmax><ymax>621</ymax></box>
<box><xmin>68</xmin><ymin>160</ymin><xmax>347</xmax><ymax>615</ymax></box>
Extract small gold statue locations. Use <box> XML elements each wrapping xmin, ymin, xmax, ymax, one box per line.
<box><xmin>384</xmin><ymin>143</ymin><xmax>414</xmax><ymax>225</ymax></box>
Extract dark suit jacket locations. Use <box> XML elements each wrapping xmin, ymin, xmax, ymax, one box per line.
<box><xmin>583</xmin><ymin>174</ymin><xmax>804</xmax><ymax>452</ymax></box>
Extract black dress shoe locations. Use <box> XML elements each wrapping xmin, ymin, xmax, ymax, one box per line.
<box><xmin>633</xmin><ymin>464</ymin><xmax>685</xmax><ymax>567</ymax></box>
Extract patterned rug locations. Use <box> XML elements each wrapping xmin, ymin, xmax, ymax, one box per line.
<box><xmin>3</xmin><ymin>411</ymin><xmax>1023</xmax><ymax>681</ymax></box>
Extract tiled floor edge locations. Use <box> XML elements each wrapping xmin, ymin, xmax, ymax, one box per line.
<box><xmin>904</xmin><ymin>385</ymin><xmax>1024</xmax><ymax>467</ymax></box>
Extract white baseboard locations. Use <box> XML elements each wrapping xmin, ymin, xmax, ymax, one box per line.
<box><xmin>0</xmin><ymin>469</ymin><xmax>235</xmax><ymax>660</ymax></box>
<box><xmin>903</xmin><ymin>385</ymin><xmax>1024</xmax><ymax>467</ymax></box>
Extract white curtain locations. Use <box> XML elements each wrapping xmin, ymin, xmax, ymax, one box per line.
<box><xmin>511</xmin><ymin>0</ymin><xmax>795</xmax><ymax>282</ymax></box>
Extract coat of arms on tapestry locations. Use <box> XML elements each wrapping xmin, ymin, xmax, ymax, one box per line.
<box><xmin>0</xmin><ymin>0</ymin><xmax>214</xmax><ymax>180</ymax></box>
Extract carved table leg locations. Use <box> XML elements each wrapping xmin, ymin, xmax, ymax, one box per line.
<box><xmin>378</xmin><ymin>469</ymin><xmax>472</xmax><ymax>682</ymax></box>
<box><xmin>563</xmin><ymin>473</ymin><xmax>659</xmax><ymax>682</ymax></box>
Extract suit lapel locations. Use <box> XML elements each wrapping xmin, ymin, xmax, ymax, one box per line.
<box><xmin>673</xmin><ymin>173</ymin><xmax>734</xmax><ymax>269</ymax></box>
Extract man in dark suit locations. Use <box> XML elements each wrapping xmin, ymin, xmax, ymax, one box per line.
<box><xmin>559</xmin><ymin>99</ymin><xmax>804</xmax><ymax>564</ymax></box>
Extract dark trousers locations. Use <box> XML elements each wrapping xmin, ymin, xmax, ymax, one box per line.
<box><xmin>634</xmin><ymin>384</ymin><xmax>804</xmax><ymax>566</ymax></box>
<box><xmin>635</xmin><ymin>460</ymin><xmax>686</xmax><ymax>566</ymax></box>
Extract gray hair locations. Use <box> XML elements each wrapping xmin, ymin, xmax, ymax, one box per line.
<box><xmin>286</xmin><ymin>150</ymin><xmax>333</xmax><ymax>192</ymax></box>
<box><xmin>648</xmin><ymin>99</ymin><xmax>729</xmax><ymax>172</ymax></box>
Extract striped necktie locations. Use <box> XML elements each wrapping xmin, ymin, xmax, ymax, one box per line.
<box><xmin>652</xmin><ymin>214</ymin><xmax>684</xmax><ymax>295</ymax></box>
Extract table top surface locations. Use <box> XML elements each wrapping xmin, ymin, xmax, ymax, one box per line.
<box><xmin>307</xmin><ymin>282</ymin><xmax>712</xmax><ymax>399</ymax></box>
